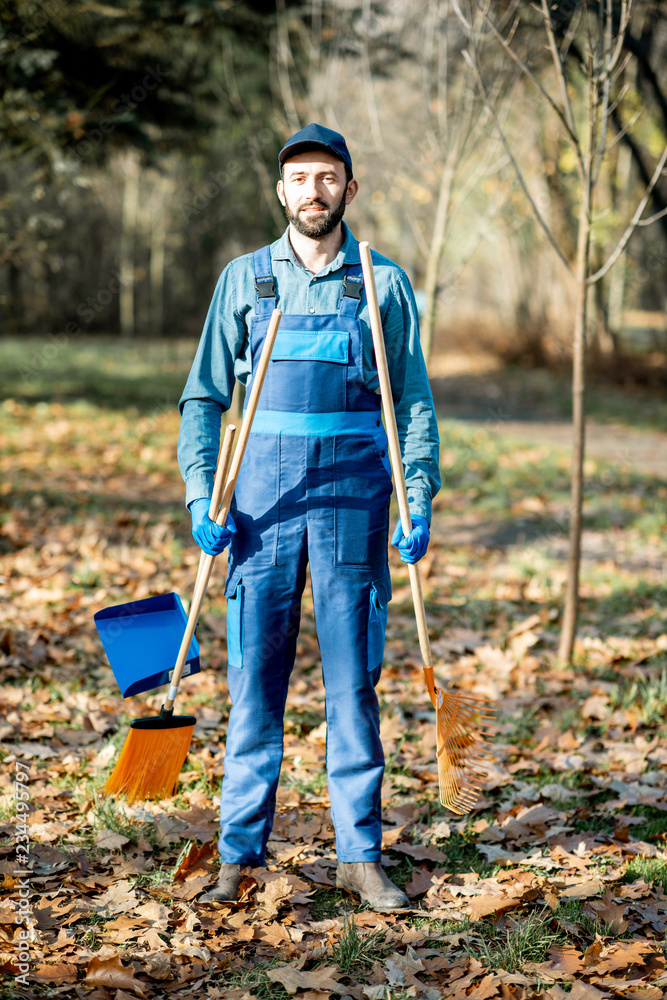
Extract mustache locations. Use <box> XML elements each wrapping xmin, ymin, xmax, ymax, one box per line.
<box><xmin>298</xmin><ymin>200</ymin><xmax>330</xmax><ymax>210</ymax></box>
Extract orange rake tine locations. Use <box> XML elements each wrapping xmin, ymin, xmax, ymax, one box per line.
<box><xmin>436</xmin><ymin>689</ymin><xmax>496</xmax><ymax>812</ymax></box>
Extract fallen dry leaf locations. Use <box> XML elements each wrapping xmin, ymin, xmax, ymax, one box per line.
<box><xmin>266</xmin><ymin>962</ymin><xmax>342</xmax><ymax>994</ymax></box>
<box><xmin>29</xmin><ymin>962</ymin><xmax>78</xmax><ymax>985</ymax></box>
<box><xmin>85</xmin><ymin>954</ymin><xmax>147</xmax><ymax>997</ymax></box>
<box><xmin>253</xmin><ymin>876</ymin><xmax>293</xmax><ymax>921</ymax></box>
<box><xmin>173</xmin><ymin>840</ymin><xmax>218</xmax><ymax>880</ymax></box>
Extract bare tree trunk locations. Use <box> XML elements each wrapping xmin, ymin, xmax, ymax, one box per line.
<box><xmin>119</xmin><ymin>150</ymin><xmax>140</xmax><ymax>338</ymax></box>
<box><xmin>149</xmin><ymin>173</ymin><xmax>169</xmax><ymax>339</ymax></box>
<box><xmin>558</xmin><ymin>132</ymin><xmax>593</xmax><ymax>666</ymax></box>
<box><xmin>421</xmin><ymin>160</ymin><xmax>455</xmax><ymax>367</ymax></box>
<box><xmin>607</xmin><ymin>141</ymin><xmax>633</xmax><ymax>361</ymax></box>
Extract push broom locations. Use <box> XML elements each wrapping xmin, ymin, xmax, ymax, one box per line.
<box><xmin>103</xmin><ymin>308</ymin><xmax>283</xmax><ymax>803</ymax></box>
<box><xmin>358</xmin><ymin>243</ymin><xmax>494</xmax><ymax>814</ymax></box>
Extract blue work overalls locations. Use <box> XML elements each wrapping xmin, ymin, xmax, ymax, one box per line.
<box><xmin>219</xmin><ymin>243</ymin><xmax>394</xmax><ymax>865</ymax></box>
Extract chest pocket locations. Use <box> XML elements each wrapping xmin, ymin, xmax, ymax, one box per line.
<box><xmin>272</xmin><ymin>330</ymin><xmax>349</xmax><ymax>364</ymax></box>
<box><xmin>266</xmin><ymin>328</ymin><xmax>350</xmax><ymax>412</ymax></box>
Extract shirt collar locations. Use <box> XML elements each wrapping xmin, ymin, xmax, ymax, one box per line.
<box><xmin>271</xmin><ymin>221</ymin><xmax>360</xmax><ymax>273</ymax></box>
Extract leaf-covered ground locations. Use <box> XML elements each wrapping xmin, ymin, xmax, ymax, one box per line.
<box><xmin>1</xmin><ymin>340</ymin><xmax>667</xmax><ymax>1000</ymax></box>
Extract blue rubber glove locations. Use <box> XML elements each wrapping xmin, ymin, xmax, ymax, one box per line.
<box><xmin>190</xmin><ymin>498</ymin><xmax>237</xmax><ymax>556</ymax></box>
<box><xmin>391</xmin><ymin>515</ymin><xmax>430</xmax><ymax>564</ymax></box>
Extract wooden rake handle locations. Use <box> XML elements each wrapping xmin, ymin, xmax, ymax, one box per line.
<box><xmin>164</xmin><ymin>308</ymin><xmax>283</xmax><ymax>710</ymax></box>
<box><xmin>358</xmin><ymin>243</ymin><xmax>438</xmax><ymax>710</ymax></box>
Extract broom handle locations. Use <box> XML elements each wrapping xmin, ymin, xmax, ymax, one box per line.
<box><xmin>164</xmin><ymin>308</ymin><xmax>283</xmax><ymax>710</ymax></box>
<box><xmin>358</xmin><ymin>242</ymin><xmax>438</xmax><ymax>710</ymax></box>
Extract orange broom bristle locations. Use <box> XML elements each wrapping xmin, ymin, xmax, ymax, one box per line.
<box><xmin>103</xmin><ymin>724</ymin><xmax>194</xmax><ymax>804</ymax></box>
<box><xmin>435</xmin><ymin>689</ymin><xmax>495</xmax><ymax>815</ymax></box>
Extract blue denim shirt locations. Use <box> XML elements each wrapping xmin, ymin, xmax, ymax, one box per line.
<box><xmin>178</xmin><ymin>222</ymin><xmax>441</xmax><ymax>522</ymax></box>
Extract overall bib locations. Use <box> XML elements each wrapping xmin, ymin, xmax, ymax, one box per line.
<box><xmin>219</xmin><ymin>244</ymin><xmax>393</xmax><ymax>865</ymax></box>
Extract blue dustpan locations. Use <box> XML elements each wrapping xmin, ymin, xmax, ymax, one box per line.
<box><xmin>94</xmin><ymin>592</ymin><xmax>200</xmax><ymax>698</ymax></box>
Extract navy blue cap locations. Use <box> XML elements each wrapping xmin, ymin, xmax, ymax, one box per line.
<box><xmin>279</xmin><ymin>123</ymin><xmax>353</xmax><ymax>177</ymax></box>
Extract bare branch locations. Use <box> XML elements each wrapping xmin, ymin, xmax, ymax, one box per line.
<box><xmin>605</xmin><ymin>81</ymin><xmax>630</xmax><ymax>123</ymax></box>
<box><xmin>276</xmin><ymin>0</ymin><xmax>302</xmax><ymax>133</ymax></box>
<box><xmin>636</xmin><ymin>205</ymin><xmax>667</xmax><ymax>227</ymax></box>
<box><xmin>469</xmin><ymin>0</ymin><xmax>579</xmax><ymax>148</ymax></box>
<box><xmin>603</xmin><ymin>107</ymin><xmax>640</xmax><ymax>155</ymax></box>
<box><xmin>462</xmin><ymin>48</ymin><xmax>571</xmax><ymax>273</ymax></box>
<box><xmin>610</xmin><ymin>0</ymin><xmax>632</xmax><ymax>74</ymax></box>
<box><xmin>540</xmin><ymin>0</ymin><xmax>579</xmax><ymax>149</ymax></box>
<box><xmin>588</xmin><ymin>142</ymin><xmax>667</xmax><ymax>283</ymax></box>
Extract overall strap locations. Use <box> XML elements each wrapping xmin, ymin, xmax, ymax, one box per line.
<box><xmin>252</xmin><ymin>246</ymin><xmax>277</xmax><ymax>317</ymax></box>
<box><xmin>338</xmin><ymin>260</ymin><xmax>364</xmax><ymax>318</ymax></box>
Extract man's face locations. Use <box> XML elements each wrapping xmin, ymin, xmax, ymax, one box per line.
<box><xmin>277</xmin><ymin>152</ymin><xmax>358</xmax><ymax>238</ymax></box>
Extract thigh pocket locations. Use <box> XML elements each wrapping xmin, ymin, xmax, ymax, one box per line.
<box><xmin>225</xmin><ymin>571</ymin><xmax>244</xmax><ymax>669</ymax></box>
<box><xmin>334</xmin><ymin>435</ymin><xmax>392</xmax><ymax>567</ymax></box>
<box><xmin>367</xmin><ymin>572</ymin><xmax>392</xmax><ymax>671</ymax></box>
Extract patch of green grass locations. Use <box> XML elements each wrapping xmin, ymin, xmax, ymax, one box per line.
<box><xmin>308</xmin><ymin>886</ymin><xmax>357</xmax><ymax>920</ymax></box>
<box><xmin>554</xmin><ymin>897</ymin><xmax>632</xmax><ymax>940</ymax></box>
<box><xmin>333</xmin><ymin>913</ymin><xmax>388</xmax><ymax>973</ymax></box>
<box><xmin>0</xmin><ymin>799</ymin><xmax>15</xmax><ymax>822</ymax></box>
<box><xmin>173</xmin><ymin>758</ymin><xmax>220</xmax><ymax>802</ymax></box>
<box><xmin>90</xmin><ymin>793</ymin><xmax>153</xmax><ymax>846</ymax></box>
<box><xmin>407</xmin><ymin>915</ymin><xmax>470</xmax><ymax>939</ymax></box>
<box><xmin>630</xmin><ymin>805</ymin><xmax>667</xmax><ymax>842</ymax></box>
<box><xmin>75</xmin><ymin>912</ymin><xmax>108</xmax><ymax>951</ymax></box>
<box><xmin>222</xmin><ymin>959</ymin><xmax>294</xmax><ymax>1000</ymax></box>
<box><xmin>497</xmin><ymin>705</ymin><xmax>541</xmax><ymax>746</ymax></box>
<box><xmin>280</xmin><ymin>768</ymin><xmax>329</xmax><ymax>797</ymax></box>
<box><xmin>583</xmin><ymin>584</ymin><xmax>667</xmax><ymax>639</ymax></box>
<box><xmin>610</xmin><ymin>667</ymin><xmax>667</xmax><ymax>727</ymax></box>
<box><xmin>284</xmin><ymin>706</ymin><xmax>327</xmax><ymax>735</ymax></box>
<box><xmin>465</xmin><ymin>907</ymin><xmax>565</xmax><ymax>972</ymax></box>
<box><xmin>570</xmin><ymin>813</ymin><xmax>616</xmax><ymax>837</ymax></box>
<box><xmin>623</xmin><ymin>856</ymin><xmax>667</xmax><ymax>892</ymax></box>
<box><xmin>444</xmin><ymin>832</ymin><xmax>498</xmax><ymax>879</ymax></box>
<box><xmin>130</xmin><ymin>866</ymin><xmax>175</xmax><ymax>892</ymax></box>
<box><xmin>0</xmin><ymin>335</ymin><xmax>194</xmax><ymax>412</ymax></box>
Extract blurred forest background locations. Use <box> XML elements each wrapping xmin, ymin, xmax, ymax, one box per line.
<box><xmin>1</xmin><ymin>0</ymin><xmax>666</xmax><ymax>376</ymax></box>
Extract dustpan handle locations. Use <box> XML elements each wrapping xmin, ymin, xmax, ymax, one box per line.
<box><xmin>164</xmin><ymin>308</ymin><xmax>283</xmax><ymax>710</ymax></box>
<box><xmin>192</xmin><ymin>423</ymin><xmax>238</xmax><ymax>595</ymax></box>
<box><xmin>166</xmin><ymin>422</ymin><xmax>236</xmax><ymax>709</ymax></box>
<box><xmin>358</xmin><ymin>243</ymin><xmax>438</xmax><ymax>710</ymax></box>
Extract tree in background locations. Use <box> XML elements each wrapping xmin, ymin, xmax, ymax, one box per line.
<box><xmin>0</xmin><ymin>0</ymin><xmax>289</xmax><ymax>335</ymax></box>
<box><xmin>271</xmin><ymin>0</ymin><xmax>524</xmax><ymax>365</ymax></box>
<box><xmin>466</xmin><ymin>0</ymin><xmax>667</xmax><ymax>664</ymax></box>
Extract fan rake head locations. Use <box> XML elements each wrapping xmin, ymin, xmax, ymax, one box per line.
<box><xmin>435</xmin><ymin>688</ymin><xmax>495</xmax><ymax>815</ymax></box>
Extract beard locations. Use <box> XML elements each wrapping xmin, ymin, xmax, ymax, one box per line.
<box><xmin>283</xmin><ymin>187</ymin><xmax>348</xmax><ymax>238</ymax></box>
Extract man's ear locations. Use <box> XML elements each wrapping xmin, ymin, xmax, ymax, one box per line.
<box><xmin>277</xmin><ymin>178</ymin><xmax>285</xmax><ymax>206</ymax></box>
<box><xmin>345</xmin><ymin>178</ymin><xmax>359</xmax><ymax>206</ymax></box>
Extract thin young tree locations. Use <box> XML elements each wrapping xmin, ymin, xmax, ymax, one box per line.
<box><xmin>271</xmin><ymin>0</ymin><xmax>518</xmax><ymax>367</ymax></box>
<box><xmin>464</xmin><ymin>0</ymin><xmax>667</xmax><ymax>663</ymax></box>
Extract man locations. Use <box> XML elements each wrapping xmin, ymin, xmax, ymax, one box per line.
<box><xmin>178</xmin><ymin>123</ymin><xmax>440</xmax><ymax>911</ymax></box>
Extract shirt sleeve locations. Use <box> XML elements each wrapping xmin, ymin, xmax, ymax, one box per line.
<box><xmin>177</xmin><ymin>262</ymin><xmax>247</xmax><ymax>507</ymax></box>
<box><xmin>382</xmin><ymin>269</ymin><xmax>441</xmax><ymax>524</ymax></box>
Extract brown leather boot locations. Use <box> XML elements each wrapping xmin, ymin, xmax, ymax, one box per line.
<box><xmin>198</xmin><ymin>863</ymin><xmax>242</xmax><ymax>904</ymax></box>
<box><xmin>336</xmin><ymin>862</ymin><xmax>409</xmax><ymax>911</ymax></box>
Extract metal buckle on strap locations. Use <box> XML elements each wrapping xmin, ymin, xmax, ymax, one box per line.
<box><xmin>254</xmin><ymin>276</ymin><xmax>276</xmax><ymax>298</ymax></box>
<box><xmin>342</xmin><ymin>274</ymin><xmax>363</xmax><ymax>300</ymax></box>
